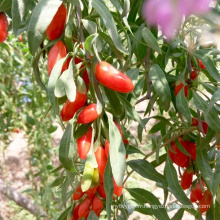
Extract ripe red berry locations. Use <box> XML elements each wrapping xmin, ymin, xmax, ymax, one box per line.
<box><xmin>190</xmin><ymin>181</ymin><xmax>204</xmax><ymax>202</ymax></box>
<box><xmin>92</xmin><ymin>196</ymin><xmax>103</xmax><ymax>217</ymax></box>
<box><xmin>199</xmin><ymin>190</ymin><xmax>212</xmax><ymax>214</ymax></box>
<box><xmin>46</xmin><ymin>3</ymin><xmax>67</xmax><ymax>41</ymax></box>
<box><xmin>47</xmin><ymin>41</ymin><xmax>68</xmax><ymax>76</ymax></box>
<box><xmin>95</xmin><ymin>146</ymin><xmax>107</xmax><ymax>182</ymax></box>
<box><xmin>95</xmin><ymin>61</ymin><xmax>134</xmax><ymax>93</ymax></box>
<box><xmin>190</xmin><ymin>70</ymin><xmax>198</xmax><ymax>80</ymax></box>
<box><xmin>168</xmin><ymin>139</ymin><xmax>189</xmax><ymax>167</ymax></box>
<box><xmin>72</xmin><ymin>203</ymin><xmax>80</xmax><ymax>220</ymax></box>
<box><xmin>97</xmin><ymin>183</ymin><xmax>106</xmax><ymax>199</ymax></box>
<box><xmin>78</xmin><ymin>196</ymin><xmax>93</xmax><ymax>218</ymax></box>
<box><xmin>86</xmin><ymin>186</ymin><xmax>97</xmax><ymax>197</ymax></box>
<box><xmin>77</xmin><ymin>127</ymin><xmax>92</xmax><ymax>159</ymax></box>
<box><xmin>77</xmin><ymin>104</ymin><xmax>100</xmax><ymax>124</ymax></box>
<box><xmin>199</xmin><ymin>60</ymin><xmax>206</xmax><ymax>69</ymax></box>
<box><xmin>181</xmin><ymin>169</ymin><xmax>194</xmax><ymax>190</ymax></box>
<box><xmin>191</xmin><ymin>117</ymin><xmax>208</xmax><ymax>134</ymax></box>
<box><xmin>0</xmin><ymin>13</ymin><xmax>8</xmax><ymax>43</ymax></box>
<box><xmin>60</xmin><ymin>91</ymin><xmax>87</xmax><ymax>121</ymax></box>
<box><xmin>175</xmin><ymin>83</ymin><xmax>188</xmax><ymax>97</ymax></box>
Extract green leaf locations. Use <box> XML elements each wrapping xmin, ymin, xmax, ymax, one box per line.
<box><xmin>149</xmin><ymin>64</ymin><xmax>171</xmax><ymax>111</ymax></box>
<box><xmin>193</xmin><ymin>92</ymin><xmax>220</xmax><ymax>132</ymax></box>
<box><xmin>91</xmin><ymin>0</ymin><xmax>128</xmax><ymax>54</ymax></box>
<box><xmin>126</xmin><ymin>188</ymin><xmax>170</xmax><ymax>220</ymax></box>
<box><xmin>198</xmin><ymin>128</ymin><xmax>215</xmax><ymax>150</ymax></box>
<box><xmin>176</xmin><ymin>88</ymin><xmax>191</xmax><ymax>123</ymax></box>
<box><xmin>12</xmin><ymin>0</ymin><xmax>34</xmax><ymax>36</ymax></box>
<box><xmin>54</xmin><ymin>70</ymin><xmax>68</xmax><ymax>98</ymax></box>
<box><xmin>201</xmin><ymin>82</ymin><xmax>218</xmax><ymax>95</ymax></box>
<box><xmin>59</xmin><ymin>122</ymin><xmax>76</xmax><ymax>172</ymax></box>
<box><xmin>126</xmin><ymin>145</ymin><xmax>144</xmax><ymax>156</ymax></box>
<box><xmin>28</xmin><ymin>0</ymin><xmax>63</xmax><ymax>55</ymax></box>
<box><xmin>49</xmin><ymin>176</ymin><xmax>65</xmax><ymax>188</ymax></box>
<box><xmin>110</xmin><ymin>0</ymin><xmax>123</xmax><ymax>14</ymax></box>
<box><xmin>104</xmin><ymin>158</ymin><xmax>114</xmax><ymax>220</ymax></box>
<box><xmin>0</xmin><ymin>0</ymin><xmax>12</xmax><ymax>11</ymax></box>
<box><xmin>126</xmin><ymin>68</ymin><xmax>140</xmax><ymax>84</ymax></box>
<box><xmin>207</xmin><ymin>88</ymin><xmax>220</xmax><ymax>113</ymax></box>
<box><xmin>32</xmin><ymin>52</ymin><xmax>47</xmax><ymax>92</ymax></box>
<box><xmin>194</xmin><ymin>51</ymin><xmax>220</xmax><ymax>81</ymax></box>
<box><xmin>68</xmin><ymin>0</ymin><xmax>83</xmax><ymax>10</ymax></box>
<box><xmin>142</xmin><ymin>28</ymin><xmax>161</xmax><ymax>54</ymax></box>
<box><xmin>196</xmin><ymin>149</ymin><xmax>214</xmax><ymax>194</ymax></box>
<box><xmin>81</xmin><ymin>162</ymin><xmax>94</xmax><ymax>192</ymax></box>
<box><xmin>117</xmin><ymin>94</ymin><xmax>145</xmax><ymax>128</ymax></box>
<box><xmin>128</xmin><ymin>160</ymin><xmax>167</xmax><ymax>185</ymax></box>
<box><xmin>74</xmin><ymin>124</ymin><xmax>91</xmax><ymax>139</ymax></box>
<box><xmin>171</xmin><ymin>208</ymin><xmax>184</xmax><ymax>220</ymax></box>
<box><xmin>65</xmin><ymin>59</ymin><xmax>76</xmax><ymax>102</ymax></box>
<box><xmin>57</xmin><ymin>206</ymin><xmax>71</xmax><ymax>220</ymax></box>
<box><xmin>108</xmin><ymin>115</ymin><xmax>126</xmax><ymax>186</ymax></box>
<box><xmin>104</xmin><ymin>87</ymin><xmax>124</xmax><ymax>117</ymax></box>
<box><xmin>48</xmin><ymin>57</ymin><xmax>68</xmax><ymax>114</ymax></box>
<box><xmin>87</xmin><ymin>211</ymin><xmax>99</xmax><ymax>220</ymax></box>
<box><xmin>213</xmin><ymin>151</ymin><xmax>220</xmax><ymax>195</ymax></box>
<box><xmin>84</xmin><ymin>33</ymin><xmax>99</xmax><ymax>55</ymax></box>
<box><xmin>165</xmin><ymin>156</ymin><xmax>192</xmax><ymax>206</ymax></box>
<box><xmin>149</xmin><ymin>121</ymin><xmax>166</xmax><ymax>134</ymax></box>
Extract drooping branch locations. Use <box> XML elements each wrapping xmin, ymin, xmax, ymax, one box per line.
<box><xmin>0</xmin><ymin>178</ymin><xmax>47</xmax><ymax>217</ymax></box>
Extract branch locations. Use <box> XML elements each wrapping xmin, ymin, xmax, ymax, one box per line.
<box><xmin>0</xmin><ymin>179</ymin><xmax>47</xmax><ymax>217</ymax></box>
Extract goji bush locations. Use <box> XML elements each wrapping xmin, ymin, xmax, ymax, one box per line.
<box><xmin>0</xmin><ymin>0</ymin><xmax>220</xmax><ymax>219</ymax></box>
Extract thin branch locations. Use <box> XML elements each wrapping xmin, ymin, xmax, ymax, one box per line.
<box><xmin>0</xmin><ymin>179</ymin><xmax>47</xmax><ymax>217</ymax></box>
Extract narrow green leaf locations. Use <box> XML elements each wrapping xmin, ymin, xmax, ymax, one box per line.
<box><xmin>104</xmin><ymin>158</ymin><xmax>114</xmax><ymax>220</ymax></box>
<box><xmin>198</xmin><ymin>128</ymin><xmax>215</xmax><ymax>150</ymax></box>
<box><xmin>213</xmin><ymin>151</ymin><xmax>220</xmax><ymax>194</ymax></box>
<box><xmin>65</xmin><ymin>59</ymin><xmax>76</xmax><ymax>102</ymax></box>
<box><xmin>74</xmin><ymin>124</ymin><xmax>91</xmax><ymax>139</ymax></box>
<box><xmin>176</xmin><ymin>88</ymin><xmax>191</xmax><ymax>123</ymax></box>
<box><xmin>142</xmin><ymin>28</ymin><xmax>161</xmax><ymax>54</ymax></box>
<box><xmin>207</xmin><ymin>88</ymin><xmax>220</xmax><ymax>113</ymax></box>
<box><xmin>108</xmin><ymin>115</ymin><xmax>126</xmax><ymax>186</ymax></box>
<box><xmin>68</xmin><ymin>0</ymin><xmax>83</xmax><ymax>10</ymax></box>
<box><xmin>49</xmin><ymin>176</ymin><xmax>65</xmax><ymax>187</ymax></box>
<box><xmin>32</xmin><ymin>52</ymin><xmax>47</xmax><ymax>92</ymax></box>
<box><xmin>128</xmin><ymin>160</ymin><xmax>167</xmax><ymax>185</ymax></box>
<box><xmin>117</xmin><ymin>94</ymin><xmax>145</xmax><ymax>128</ymax></box>
<box><xmin>28</xmin><ymin>0</ymin><xmax>63</xmax><ymax>55</ymax></box>
<box><xmin>104</xmin><ymin>87</ymin><xmax>124</xmax><ymax>117</ymax></box>
<box><xmin>149</xmin><ymin>121</ymin><xmax>166</xmax><ymax>134</ymax></box>
<box><xmin>48</xmin><ymin>57</ymin><xmax>67</xmax><ymax>114</ymax></box>
<box><xmin>87</xmin><ymin>211</ymin><xmax>99</xmax><ymax>220</ymax></box>
<box><xmin>12</xmin><ymin>0</ymin><xmax>34</xmax><ymax>36</ymax></box>
<box><xmin>0</xmin><ymin>0</ymin><xmax>12</xmax><ymax>11</ymax></box>
<box><xmin>126</xmin><ymin>145</ymin><xmax>144</xmax><ymax>156</ymax></box>
<box><xmin>193</xmin><ymin>92</ymin><xmax>220</xmax><ymax>132</ymax></box>
<box><xmin>91</xmin><ymin>0</ymin><xmax>128</xmax><ymax>54</ymax></box>
<box><xmin>59</xmin><ymin>122</ymin><xmax>76</xmax><ymax>172</ymax></box>
<box><xmin>55</xmin><ymin>70</ymin><xmax>68</xmax><ymax>98</ymax></box>
<box><xmin>84</xmin><ymin>33</ymin><xmax>99</xmax><ymax>55</ymax></box>
<box><xmin>171</xmin><ymin>208</ymin><xmax>184</xmax><ymax>220</ymax></box>
<box><xmin>165</xmin><ymin>156</ymin><xmax>192</xmax><ymax>206</ymax></box>
<box><xmin>196</xmin><ymin>149</ymin><xmax>214</xmax><ymax>194</ymax></box>
<box><xmin>194</xmin><ymin>51</ymin><xmax>220</xmax><ymax>81</ymax></box>
<box><xmin>126</xmin><ymin>68</ymin><xmax>140</xmax><ymax>84</ymax></box>
<box><xmin>110</xmin><ymin>0</ymin><xmax>123</xmax><ymax>13</ymax></box>
<box><xmin>126</xmin><ymin>188</ymin><xmax>170</xmax><ymax>220</ymax></box>
<box><xmin>57</xmin><ymin>206</ymin><xmax>71</xmax><ymax>220</ymax></box>
<box><xmin>149</xmin><ymin>64</ymin><xmax>171</xmax><ymax>111</ymax></box>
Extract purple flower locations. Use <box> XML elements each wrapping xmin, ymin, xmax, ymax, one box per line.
<box><xmin>142</xmin><ymin>0</ymin><xmax>211</xmax><ymax>39</ymax></box>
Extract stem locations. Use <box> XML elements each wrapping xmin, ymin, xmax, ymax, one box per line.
<box><xmin>123</xmin><ymin>127</ymin><xmax>197</xmax><ymax>185</ymax></box>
